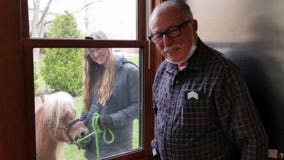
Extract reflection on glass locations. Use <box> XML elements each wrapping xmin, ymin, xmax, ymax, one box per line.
<box><xmin>34</xmin><ymin>46</ymin><xmax>141</xmax><ymax>160</ymax></box>
<box><xmin>28</xmin><ymin>0</ymin><xmax>137</xmax><ymax>39</ymax></box>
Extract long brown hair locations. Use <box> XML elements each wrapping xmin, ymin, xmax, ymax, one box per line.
<box><xmin>82</xmin><ymin>31</ymin><xmax>116</xmax><ymax>111</ymax></box>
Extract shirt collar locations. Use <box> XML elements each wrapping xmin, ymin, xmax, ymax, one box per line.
<box><xmin>165</xmin><ymin>38</ymin><xmax>206</xmax><ymax>73</ymax></box>
<box><xmin>186</xmin><ymin>38</ymin><xmax>206</xmax><ymax>72</ymax></box>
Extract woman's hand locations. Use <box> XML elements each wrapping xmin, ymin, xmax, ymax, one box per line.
<box><xmin>99</xmin><ymin>114</ymin><xmax>113</xmax><ymax>129</ymax></box>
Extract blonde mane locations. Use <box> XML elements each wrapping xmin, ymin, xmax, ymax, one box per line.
<box><xmin>36</xmin><ymin>91</ymin><xmax>90</xmax><ymax>160</ymax></box>
<box><xmin>43</xmin><ymin>92</ymin><xmax>76</xmax><ymax>128</ymax></box>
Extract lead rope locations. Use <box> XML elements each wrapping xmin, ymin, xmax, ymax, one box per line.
<box><xmin>76</xmin><ymin>112</ymin><xmax>115</xmax><ymax>158</ymax></box>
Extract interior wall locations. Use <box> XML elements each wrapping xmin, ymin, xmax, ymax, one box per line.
<box><xmin>188</xmin><ymin>0</ymin><xmax>284</xmax><ymax>153</ymax></box>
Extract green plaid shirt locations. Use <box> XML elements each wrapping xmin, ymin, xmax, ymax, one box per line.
<box><xmin>152</xmin><ymin>39</ymin><xmax>268</xmax><ymax>160</ymax></box>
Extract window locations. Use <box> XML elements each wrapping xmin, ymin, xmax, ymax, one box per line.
<box><xmin>28</xmin><ymin>0</ymin><xmax>137</xmax><ymax>39</ymax></box>
<box><xmin>22</xmin><ymin>0</ymin><xmax>154</xmax><ymax>159</ymax></box>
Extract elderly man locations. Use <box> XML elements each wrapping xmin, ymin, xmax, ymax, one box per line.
<box><xmin>149</xmin><ymin>1</ymin><xmax>268</xmax><ymax>160</ymax></box>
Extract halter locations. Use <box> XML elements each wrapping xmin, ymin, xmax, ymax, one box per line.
<box><xmin>49</xmin><ymin>118</ymin><xmax>80</xmax><ymax>144</ymax></box>
<box><xmin>76</xmin><ymin>113</ymin><xmax>115</xmax><ymax>158</ymax></box>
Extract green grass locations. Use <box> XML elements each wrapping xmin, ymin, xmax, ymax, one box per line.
<box><xmin>126</xmin><ymin>55</ymin><xmax>139</xmax><ymax>66</ymax></box>
<box><xmin>132</xmin><ymin>119</ymin><xmax>139</xmax><ymax>149</ymax></box>
<box><xmin>62</xmin><ymin>145</ymin><xmax>85</xmax><ymax>160</ymax></box>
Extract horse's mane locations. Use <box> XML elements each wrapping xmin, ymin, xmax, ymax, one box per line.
<box><xmin>43</xmin><ymin>91</ymin><xmax>76</xmax><ymax>128</ymax></box>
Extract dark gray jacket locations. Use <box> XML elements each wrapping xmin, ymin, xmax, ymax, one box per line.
<box><xmin>81</xmin><ymin>57</ymin><xmax>139</xmax><ymax>160</ymax></box>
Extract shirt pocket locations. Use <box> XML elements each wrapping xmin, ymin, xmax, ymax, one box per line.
<box><xmin>181</xmin><ymin>90</ymin><xmax>214</xmax><ymax>134</ymax></box>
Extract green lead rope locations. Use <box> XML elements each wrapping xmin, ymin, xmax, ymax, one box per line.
<box><xmin>76</xmin><ymin>112</ymin><xmax>115</xmax><ymax>158</ymax></box>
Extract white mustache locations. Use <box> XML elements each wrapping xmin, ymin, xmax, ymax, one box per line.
<box><xmin>162</xmin><ymin>46</ymin><xmax>180</xmax><ymax>53</ymax></box>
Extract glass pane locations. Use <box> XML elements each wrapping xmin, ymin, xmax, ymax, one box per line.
<box><xmin>28</xmin><ymin>0</ymin><xmax>137</xmax><ymax>39</ymax></box>
<box><xmin>34</xmin><ymin>47</ymin><xmax>142</xmax><ymax>160</ymax></box>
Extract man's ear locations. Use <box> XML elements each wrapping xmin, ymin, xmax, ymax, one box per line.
<box><xmin>192</xmin><ymin>19</ymin><xmax>198</xmax><ymax>33</ymax></box>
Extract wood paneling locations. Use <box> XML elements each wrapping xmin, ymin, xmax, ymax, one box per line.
<box><xmin>0</xmin><ymin>0</ymin><xmax>29</xmax><ymax>159</ymax></box>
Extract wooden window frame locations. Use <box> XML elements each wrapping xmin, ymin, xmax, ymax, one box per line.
<box><xmin>20</xmin><ymin>0</ymin><xmax>156</xmax><ymax>159</ymax></box>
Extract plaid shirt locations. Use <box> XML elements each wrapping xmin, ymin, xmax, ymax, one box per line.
<box><xmin>152</xmin><ymin>39</ymin><xmax>268</xmax><ymax>160</ymax></box>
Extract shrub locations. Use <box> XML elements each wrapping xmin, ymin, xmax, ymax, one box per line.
<box><xmin>41</xmin><ymin>12</ymin><xmax>83</xmax><ymax>96</ymax></box>
<box><xmin>41</xmin><ymin>48</ymin><xmax>83</xmax><ymax>95</ymax></box>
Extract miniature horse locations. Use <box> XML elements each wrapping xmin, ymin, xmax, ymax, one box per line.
<box><xmin>35</xmin><ymin>91</ymin><xmax>89</xmax><ymax>160</ymax></box>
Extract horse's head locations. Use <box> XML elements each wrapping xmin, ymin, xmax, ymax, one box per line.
<box><xmin>43</xmin><ymin>91</ymin><xmax>90</xmax><ymax>144</ymax></box>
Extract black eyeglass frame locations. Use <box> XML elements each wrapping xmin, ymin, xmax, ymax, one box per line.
<box><xmin>148</xmin><ymin>19</ymin><xmax>193</xmax><ymax>43</ymax></box>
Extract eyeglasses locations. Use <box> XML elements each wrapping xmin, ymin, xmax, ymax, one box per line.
<box><xmin>148</xmin><ymin>19</ymin><xmax>193</xmax><ymax>43</ymax></box>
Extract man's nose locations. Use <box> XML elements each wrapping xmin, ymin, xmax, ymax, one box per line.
<box><xmin>162</xmin><ymin>34</ymin><xmax>172</xmax><ymax>46</ymax></box>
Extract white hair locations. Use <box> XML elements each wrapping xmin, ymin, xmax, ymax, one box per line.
<box><xmin>149</xmin><ymin>0</ymin><xmax>193</xmax><ymax>30</ymax></box>
<box><xmin>43</xmin><ymin>91</ymin><xmax>76</xmax><ymax>128</ymax></box>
